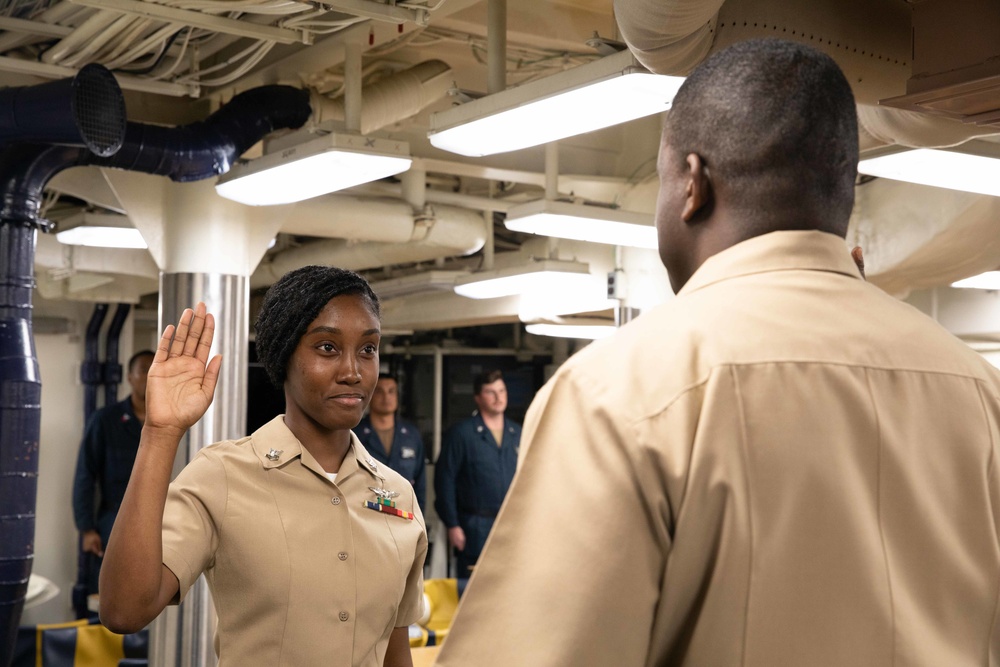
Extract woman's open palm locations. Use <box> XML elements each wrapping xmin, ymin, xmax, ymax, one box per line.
<box><xmin>145</xmin><ymin>302</ymin><xmax>223</xmax><ymax>435</ymax></box>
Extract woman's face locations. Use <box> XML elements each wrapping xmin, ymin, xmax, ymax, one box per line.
<box><xmin>284</xmin><ymin>294</ymin><xmax>381</xmax><ymax>434</ymax></box>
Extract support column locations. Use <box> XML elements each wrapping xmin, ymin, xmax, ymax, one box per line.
<box><xmin>428</xmin><ymin>347</ymin><xmax>447</xmax><ymax>579</ymax></box>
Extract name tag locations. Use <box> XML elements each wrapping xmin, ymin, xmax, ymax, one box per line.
<box><xmin>401</xmin><ymin>447</ymin><xmax>416</xmax><ymax>459</ymax></box>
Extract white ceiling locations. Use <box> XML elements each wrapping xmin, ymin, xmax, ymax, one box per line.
<box><xmin>3</xmin><ymin>0</ymin><xmax>1000</xmax><ymax>328</ymax></box>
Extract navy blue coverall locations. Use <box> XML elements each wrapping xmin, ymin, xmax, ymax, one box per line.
<box><xmin>434</xmin><ymin>413</ymin><xmax>521</xmax><ymax>576</ymax></box>
<box><xmin>72</xmin><ymin>397</ymin><xmax>142</xmax><ymax>592</ymax></box>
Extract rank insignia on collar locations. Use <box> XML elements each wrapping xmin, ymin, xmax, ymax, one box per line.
<box><xmin>366</xmin><ymin>456</ymin><xmax>378</xmax><ymax>472</ymax></box>
<box><xmin>266</xmin><ymin>449</ymin><xmax>283</xmax><ymax>461</ymax></box>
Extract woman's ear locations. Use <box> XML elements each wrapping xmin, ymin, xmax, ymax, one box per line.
<box><xmin>681</xmin><ymin>153</ymin><xmax>712</xmax><ymax>223</ymax></box>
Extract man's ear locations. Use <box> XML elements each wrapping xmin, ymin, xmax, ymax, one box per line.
<box><xmin>681</xmin><ymin>153</ymin><xmax>711</xmax><ymax>223</ymax></box>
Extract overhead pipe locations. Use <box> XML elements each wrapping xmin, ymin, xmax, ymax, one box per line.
<box><xmin>488</xmin><ymin>0</ymin><xmax>507</xmax><ymax>94</ymax></box>
<box><xmin>312</xmin><ymin>59</ymin><xmax>453</xmax><ymax>135</ymax></box>
<box><xmin>103</xmin><ymin>303</ymin><xmax>131</xmax><ymax>407</ymax></box>
<box><xmin>252</xmin><ymin>201</ymin><xmax>488</xmax><ymax>287</ymax></box>
<box><xmin>0</xmin><ymin>75</ymin><xmax>310</xmax><ymax>667</ymax></box>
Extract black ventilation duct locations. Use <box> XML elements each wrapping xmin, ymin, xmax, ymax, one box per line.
<box><xmin>0</xmin><ymin>64</ymin><xmax>126</xmax><ymax>157</ymax></box>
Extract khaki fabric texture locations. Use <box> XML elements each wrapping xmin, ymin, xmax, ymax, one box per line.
<box><xmin>436</xmin><ymin>230</ymin><xmax>1000</xmax><ymax>667</ymax></box>
<box><xmin>162</xmin><ymin>416</ymin><xmax>427</xmax><ymax>667</ymax></box>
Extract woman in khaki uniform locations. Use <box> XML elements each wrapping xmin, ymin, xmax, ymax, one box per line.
<box><xmin>99</xmin><ymin>266</ymin><xmax>427</xmax><ymax>667</ymax></box>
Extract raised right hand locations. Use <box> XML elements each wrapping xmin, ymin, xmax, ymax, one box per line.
<box><xmin>144</xmin><ymin>302</ymin><xmax>222</xmax><ymax>439</ymax></box>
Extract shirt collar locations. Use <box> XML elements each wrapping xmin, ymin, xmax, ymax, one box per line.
<box><xmin>679</xmin><ymin>230</ymin><xmax>863</xmax><ymax>297</ymax></box>
<box><xmin>252</xmin><ymin>416</ymin><xmax>384</xmax><ymax>483</ymax></box>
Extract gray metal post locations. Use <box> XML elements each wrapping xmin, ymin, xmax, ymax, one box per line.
<box><xmin>149</xmin><ymin>272</ymin><xmax>248</xmax><ymax>667</ymax></box>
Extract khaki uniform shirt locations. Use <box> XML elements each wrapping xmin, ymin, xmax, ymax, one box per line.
<box><xmin>437</xmin><ymin>231</ymin><xmax>1000</xmax><ymax>667</ymax></box>
<box><xmin>162</xmin><ymin>416</ymin><xmax>427</xmax><ymax>666</ymax></box>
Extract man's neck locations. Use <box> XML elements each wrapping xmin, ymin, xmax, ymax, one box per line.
<box><xmin>370</xmin><ymin>412</ymin><xmax>395</xmax><ymax>431</ymax></box>
<box><xmin>481</xmin><ymin>411</ymin><xmax>504</xmax><ymax>430</ymax></box>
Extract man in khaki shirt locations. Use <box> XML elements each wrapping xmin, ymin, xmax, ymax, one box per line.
<box><xmin>436</xmin><ymin>39</ymin><xmax>1000</xmax><ymax>666</ymax></box>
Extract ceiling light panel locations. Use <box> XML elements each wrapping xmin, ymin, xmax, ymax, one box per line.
<box><xmin>453</xmin><ymin>259</ymin><xmax>591</xmax><ymax>299</ymax></box>
<box><xmin>858</xmin><ymin>148</ymin><xmax>1000</xmax><ymax>197</ymax></box>
<box><xmin>505</xmin><ymin>199</ymin><xmax>658</xmax><ymax>249</ymax></box>
<box><xmin>525</xmin><ymin>322</ymin><xmax>617</xmax><ymax>340</ymax></box>
<box><xmin>429</xmin><ymin>50</ymin><xmax>684</xmax><ymax>157</ymax></box>
<box><xmin>952</xmin><ymin>271</ymin><xmax>1000</xmax><ymax>289</ymax></box>
<box><xmin>216</xmin><ymin>132</ymin><xmax>412</xmax><ymax>206</ymax></box>
<box><xmin>55</xmin><ymin>212</ymin><xmax>147</xmax><ymax>249</ymax></box>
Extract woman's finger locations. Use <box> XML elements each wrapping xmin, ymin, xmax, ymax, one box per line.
<box><xmin>155</xmin><ymin>324</ymin><xmax>175</xmax><ymax>363</ymax></box>
<box><xmin>194</xmin><ymin>312</ymin><xmax>216</xmax><ymax>365</ymax></box>
<box><xmin>169</xmin><ymin>308</ymin><xmax>194</xmax><ymax>358</ymax></box>
<box><xmin>182</xmin><ymin>303</ymin><xmax>207</xmax><ymax>358</ymax></box>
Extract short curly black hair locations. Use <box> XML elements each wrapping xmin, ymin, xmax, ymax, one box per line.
<box><xmin>254</xmin><ymin>265</ymin><xmax>380</xmax><ymax>388</ymax></box>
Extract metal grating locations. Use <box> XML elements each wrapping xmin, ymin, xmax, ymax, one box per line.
<box><xmin>71</xmin><ymin>63</ymin><xmax>126</xmax><ymax>157</ymax></box>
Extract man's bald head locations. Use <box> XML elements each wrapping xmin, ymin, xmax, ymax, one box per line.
<box><xmin>663</xmin><ymin>38</ymin><xmax>859</xmax><ymax>237</ymax></box>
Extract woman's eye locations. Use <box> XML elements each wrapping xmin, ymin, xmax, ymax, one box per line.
<box><xmin>319</xmin><ymin>343</ymin><xmax>335</xmax><ymax>353</ymax></box>
<box><xmin>362</xmin><ymin>344</ymin><xmax>377</xmax><ymax>354</ymax></box>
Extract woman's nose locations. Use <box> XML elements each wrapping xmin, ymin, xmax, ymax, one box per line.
<box><xmin>337</xmin><ymin>356</ymin><xmax>362</xmax><ymax>383</ymax></box>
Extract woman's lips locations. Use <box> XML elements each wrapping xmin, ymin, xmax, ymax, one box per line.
<box><xmin>330</xmin><ymin>395</ymin><xmax>364</xmax><ymax>406</ymax></box>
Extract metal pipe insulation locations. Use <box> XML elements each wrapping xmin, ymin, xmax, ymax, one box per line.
<box><xmin>103</xmin><ymin>303</ymin><xmax>131</xmax><ymax>407</ymax></box>
<box><xmin>0</xmin><ymin>221</ymin><xmax>41</xmax><ymax>667</ymax></box>
<box><xmin>98</xmin><ymin>85</ymin><xmax>311</xmax><ymax>183</ymax></box>
<box><xmin>82</xmin><ymin>303</ymin><xmax>108</xmax><ymax>421</ymax></box>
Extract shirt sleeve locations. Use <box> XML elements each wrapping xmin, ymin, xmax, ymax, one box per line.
<box><xmin>393</xmin><ymin>485</ymin><xmax>428</xmax><ymax>627</ymax></box>
<box><xmin>161</xmin><ymin>448</ymin><xmax>227</xmax><ymax>603</ymax></box>
<box><xmin>433</xmin><ymin>425</ymin><xmax>464</xmax><ymax>528</ymax></box>
<box><xmin>435</xmin><ymin>367</ymin><xmax>668</xmax><ymax>667</ymax></box>
<box><xmin>72</xmin><ymin>413</ymin><xmax>103</xmax><ymax>532</ymax></box>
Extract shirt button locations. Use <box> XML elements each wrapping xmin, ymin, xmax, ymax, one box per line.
<box><xmin>339</xmin><ymin>611</ymin><xmax>349</xmax><ymax>622</ymax></box>
<box><xmin>338</xmin><ymin>552</ymin><xmax>348</xmax><ymax>561</ymax></box>
<box><xmin>331</xmin><ymin>496</ymin><xmax>341</xmax><ymax>505</ymax></box>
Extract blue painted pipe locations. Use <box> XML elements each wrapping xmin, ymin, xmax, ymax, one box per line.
<box><xmin>0</xmin><ymin>220</ymin><xmax>41</xmax><ymax>666</ymax></box>
<box><xmin>82</xmin><ymin>304</ymin><xmax>108</xmax><ymax>422</ymax></box>
<box><xmin>103</xmin><ymin>303</ymin><xmax>131</xmax><ymax>407</ymax></box>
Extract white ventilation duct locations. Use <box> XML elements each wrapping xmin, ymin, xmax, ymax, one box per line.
<box><xmin>312</xmin><ymin>60</ymin><xmax>454</xmax><ymax>134</ymax></box>
<box><xmin>252</xmin><ymin>198</ymin><xmax>487</xmax><ymax>287</ymax></box>
<box><xmin>612</xmin><ymin>0</ymin><xmax>724</xmax><ymax>76</ymax></box>
<box><xmin>612</xmin><ymin>0</ymin><xmax>1000</xmax><ymax>150</ymax></box>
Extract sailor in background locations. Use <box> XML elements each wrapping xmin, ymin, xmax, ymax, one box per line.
<box><xmin>354</xmin><ymin>373</ymin><xmax>427</xmax><ymax>512</ymax></box>
<box><xmin>434</xmin><ymin>369</ymin><xmax>521</xmax><ymax>577</ymax></box>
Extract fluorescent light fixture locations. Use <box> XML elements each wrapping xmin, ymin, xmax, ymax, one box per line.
<box><xmin>216</xmin><ymin>131</ymin><xmax>412</xmax><ymax>206</ymax></box>
<box><xmin>952</xmin><ymin>271</ymin><xmax>1000</xmax><ymax>289</ymax></box>
<box><xmin>56</xmin><ymin>211</ymin><xmax>146</xmax><ymax>249</ymax></box>
<box><xmin>454</xmin><ymin>259</ymin><xmax>590</xmax><ymax>299</ymax></box>
<box><xmin>858</xmin><ymin>148</ymin><xmax>1000</xmax><ymax>197</ymax></box>
<box><xmin>429</xmin><ymin>49</ymin><xmax>684</xmax><ymax>157</ymax></box>
<box><xmin>505</xmin><ymin>199</ymin><xmax>657</xmax><ymax>249</ymax></box>
<box><xmin>525</xmin><ymin>321</ymin><xmax>616</xmax><ymax>340</ymax></box>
